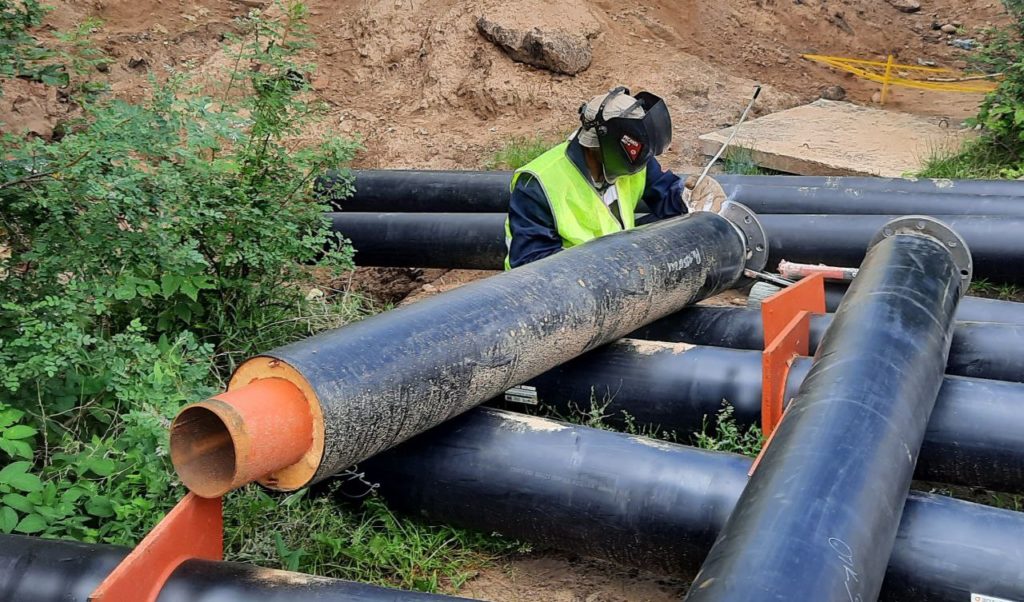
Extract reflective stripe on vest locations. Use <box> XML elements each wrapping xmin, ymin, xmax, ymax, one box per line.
<box><xmin>504</xmin><ymin>142</ymin><xmax>647</xmax><ymax>270</ymax></box>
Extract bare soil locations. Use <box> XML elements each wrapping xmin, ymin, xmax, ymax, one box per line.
<box><xmin>1</xmin><ymin>0</ymin><xmax>1010</xmax><ymax>598</ymax></box>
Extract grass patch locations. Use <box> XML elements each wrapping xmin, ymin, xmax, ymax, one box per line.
<box><xmin>918</xmin><ymin>138</ymin><xmax>1022</xmax><ymax>179</ymax></box>
<box><xmin>692</xmin><ymin>404</ymin><xmax>763</xmax><ymax>458</ymax></box>
<box><xmin>721</xmin><ymin>147</ymin><xmax>769</xmax><ymax>175</ymax></box>
<box><xmin>920</xmin><ymin>483</ymin><xmax>1024</xmax><ymax>512</ymax></box>
<box><xmin>484</xmin><ymin>135</ymin><xmax>555</xmax><ymax>170</ymax></box>
<box><xmin>519</xmin><ymin>393</ymin><xmax>762</xmax><ymax>457</ymax></box>
<box><xmin>224</xmin><ymin>486</ymin><xmax>516</xmax><ymax>592</ymax></box>
<box><xmin>968</xmin><ymin>278</ymin><xmax>1024</xmax><ymax>302</ymax></box>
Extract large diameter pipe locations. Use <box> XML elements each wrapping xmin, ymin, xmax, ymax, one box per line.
<box><xmin>356</xmin><ymin>407</ymin><xmax>1024</xmax><ymax>602</ymax></box>
<box><xmin>821</xmin><ymin>281</ymin><xmax>1024</xmax><ymax>325</ymax></box>
<box><xmin>0</xmin><ymin>535</ymin><xmax>467</xmax><ymax>602</ymax></box>
<box><xmin>324</xmin><ymin>169</ymin><xmax>514</xmax><ymax>212</ymax></box>
<box><xmin>327</xmin><ymin>171</ymin><xmax>1024</xmax><ymax>213</ymax></box>
<box><xmin>714</xmin><ymin>173</ymin><xmax>1024</xmax><ymax>196</ymax></box>
<box><xmin>684</xmin><ymin>217</ymin><xmax>968</xmax><ymax>602</ymax></box>
<box><xmin>723</xmin><ymin>184</ymin><xmax>1024</xmax><ymax>216</ymax></box>
<box><xmin>326</xmin><ymin>212</ymin><xmax>1024</xmax><ymax>284</ymax></box>
<box><xmin>329</xmin><ymin>212</ymin><xmax>506</xmax><ymax>270</ymax></box>
<box><xmin>632</xmin><ymin>306</ymin><xmax>1024</xmax><ymax>382</ymax></box>
<box><xmin>759</xmin><ymin>213</ymin><xmax>1022</xmax><ymax>282</ymax></box>
<box><xmin>514</xmin><ymin>339</ymin><xmax>1024</xmax><ymax>493</ymax></box>
<box><xmin>171</xmin><ymin>209</ymin><xmax>766</xmax><ymax>496</ymax></box>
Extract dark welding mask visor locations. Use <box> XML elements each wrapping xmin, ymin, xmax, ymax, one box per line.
<box><xmin>595</xmin><ymin>90</ymin><xmax>673</xmax><ymax>181</ymax></box>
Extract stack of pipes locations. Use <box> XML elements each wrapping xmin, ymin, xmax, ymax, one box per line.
<box><xmin>12</xmin><ymin>172</ymin><xmax>1024</xmax><ymax>601</ymax></box>
<box><xmin>320</xmin><ymin>170</ymin><xmax>1024</xmax><ymax>284</ymax></box>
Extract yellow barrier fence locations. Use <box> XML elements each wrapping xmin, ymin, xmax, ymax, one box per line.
<box><xmin>803</xmin><ymin>54</ymin><xmax>999</xmax><ymax>103</ymax></box>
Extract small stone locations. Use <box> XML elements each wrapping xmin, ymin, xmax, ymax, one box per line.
<box><xmin>885</xmin><ymin>0</ymin><xmax>921</xmax><ymax>13</ymax></box>
<box><xmin>820</xmin><ymin>85</ymin><xmax>847</xmax><ymax>100</ymax></box>
<box><xmin>941</xmin><ymin>24</ymin><xmax>958</xmax><ymax>33</ymax></box>
<box><xmin>951</xmin><ymin>38</ymin><xmax>979</xmax><ymax>50</ymax></box>
<box><xmin>871</xmin><ymin>91</ymin><xmax>883</xmax><ymax>103</ymax></box>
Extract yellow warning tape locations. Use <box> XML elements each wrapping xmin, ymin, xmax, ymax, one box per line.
<box><xmin>802</xmin><ymin>54</ymin><xmax>999</xmax><ymax>99</ymax></box>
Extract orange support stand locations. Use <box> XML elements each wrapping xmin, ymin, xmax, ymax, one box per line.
<box><xmin>761</xmin><ymin>273</ymin><xmax>826</xmax><ymax>346</ymax></box>
<box><xmin>89</xmin><ymin>493</ymin><xmax>223</xmax><ymax>602</ymax></box>
<box><xmin>749</xmin><ymin>274</ymin><xmax>826</xmax><ymax>476</ymax></box>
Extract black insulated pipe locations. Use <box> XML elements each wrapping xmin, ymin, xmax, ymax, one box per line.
<box><xmin>357</xmin><ymin>408</ymin><xmax>1024</xmax><ymax>602</ymax></box>
<box><xmin>723</xmin><ymin>184</ymin><xmax>1024</xmax><ymax>216</ymax></box>
<box><xmin>631</xmin><ymin>305</ymin><xmax>1024</xmax><ymax>383</ymax></box>
<box><xmin>0</xmin><ymin>535</ymin><xmax>468</xmax><ymax>602</ymax></box>
<box><xmin>324</xmin><ymin>171</ymin><xmax>1024</xmax><ymax>213</ymax></box>
<box><xmin>713</xmin><ymin>174</ymin><xmax>1024</xmax><ymax>196</ymax></box>
<box><xmin>326</xmin><ymin>212</ymin><xmax>1024</xmax><ymax>284</ymax></box>
<box><xmin>759</xmin><ymin>213</ymin><xmax>1023</xmax><ymax>283</ymax></box>
<box><xmin>683</xmin><ymin>217</ymin><xmax>969</xmax><ymax>602</ymax></box>
<box><xmin>821</xmin><ymin>281</ymin><xmax>1024</xmax><ymax>325</ymax></box>
<box><xmin>242</xmin><ymin>208</ymin><xmax>766</xmax><ymax>487</ymax></box>
<box><xmin>511</xmin><ymin>339</ymin><xmax>1024</xmax><ymax>493</ymax></box>
<box><xmin>328</xmin><ymin>212</ymin><xmax>506</xmax><ymax>270</ymax></box>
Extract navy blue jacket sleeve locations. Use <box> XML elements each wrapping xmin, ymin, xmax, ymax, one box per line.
<box><xmin>636</xmin><ymin>156</ymin><xmax>687</xmax><ymax>225</ymax></box>
<box><xmin>507</xmin><ymin>173</ymin><xmax>563</xmax><ymax>268</ymax></box>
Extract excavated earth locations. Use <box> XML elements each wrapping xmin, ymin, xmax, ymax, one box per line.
<box><xmin>1</xmin><ymin>0</ymin><xmax>1010</xmax><ymax>598</ymax></box>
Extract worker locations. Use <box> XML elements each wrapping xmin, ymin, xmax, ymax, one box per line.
<box><xmin>505</xmin><ymin>86</ymin><xmax>686</xmax><ymax>269</ymax></box>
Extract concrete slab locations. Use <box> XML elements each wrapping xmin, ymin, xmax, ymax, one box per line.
<box><xmin>698</xmin><ymin>99</ymin><xmax>973</xmax><ymax>177</ymax></box>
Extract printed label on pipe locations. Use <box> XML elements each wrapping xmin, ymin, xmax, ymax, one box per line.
<box><xmin>972</xmin><ymin>594</ymin><xmax>1018</xmax><ymax>602</ymax></box>
<box><xmin>504</xmin><ymin>385</ymin><xmax>538</xmax><ymax>405</ymax></box>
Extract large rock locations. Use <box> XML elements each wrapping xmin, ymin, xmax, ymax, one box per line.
<box><xmin>476</xmin><ymin>0</ymin><xmax>601</xmax><ymax>75</ymax></box>
<box><xmin>885</xmin><ymin>0</ymin><xmax>921</xmax><ymax>13</ymax></box>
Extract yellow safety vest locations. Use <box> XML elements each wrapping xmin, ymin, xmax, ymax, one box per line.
<box><xmin>504</xmin><ymin>142</ymin><xmax>647</xmax><ymax>270</ymax></box>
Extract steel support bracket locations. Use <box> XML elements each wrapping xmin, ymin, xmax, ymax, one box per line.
<box><xmin>749</xmin><ymin>273</ymin><xmax>826</xmax><ymax>476</ymax></box>
<box><xmin>89</xmin><ymin>493</ymin><xmax>223</xmax><ymax>602</ymax></box>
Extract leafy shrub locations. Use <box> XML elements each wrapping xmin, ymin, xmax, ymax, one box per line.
<box><xmin>973</xmin><ymin>1</ymin><xmax>1024</xmax><ymax>157</ymax></box>
<box><xmin>0</xmin><ymin>1</ymin><xmax>360</xmax><ymax>547</ymax></box>
<box><xmin>922</xmin><ymin>1</ymin><xmax>1024</xmax><ymax>178</ymax></box>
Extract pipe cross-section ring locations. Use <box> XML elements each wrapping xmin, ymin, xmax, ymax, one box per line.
<box><xmin>868</xmin><ymin>215</ymin><xmax>973</xmax><ymax>290</ymax></box>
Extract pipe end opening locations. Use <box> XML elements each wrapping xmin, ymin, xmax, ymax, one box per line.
<box><xmin>171</xmin><ymin>405</ymin><xmax>238</xmax><ymax>498</ymax></box>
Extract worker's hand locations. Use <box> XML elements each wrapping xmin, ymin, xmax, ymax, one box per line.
<box><xmin>682</xmin><ymin>176</ymin><xmax>727</xmax><ymax>214</ymax></box>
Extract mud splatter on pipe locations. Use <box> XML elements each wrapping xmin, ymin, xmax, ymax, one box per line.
<box><xmin>171</xmin><ymin>208</ymin><xmax>766</xmax><ymax>496</ymax></box>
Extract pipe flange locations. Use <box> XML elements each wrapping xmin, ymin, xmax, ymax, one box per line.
<box><xmin>869</xmin><ymin>215</ymin><xmax>973</xmax><ymax>294</ymax></box>
<box><xmin>720</xmin><ymin>201</ymin><xmax>769</xmax><ymax>273</ymax></box>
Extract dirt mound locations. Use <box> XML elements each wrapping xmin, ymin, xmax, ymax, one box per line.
<box><xmin>7</xmin><ymin>0</ymin><xmax>1004</xmax><ymax>171</ymax></box>
<box><xmin>319</xmin><ymin>0</ymin><xmax>797</xmax><ymax>169</ymax></box>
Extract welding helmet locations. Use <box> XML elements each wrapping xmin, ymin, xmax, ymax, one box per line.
<box><xmin>578</xmin><ymin>87</ymin><xmax>672</xmax><ymax>181</ymax></box>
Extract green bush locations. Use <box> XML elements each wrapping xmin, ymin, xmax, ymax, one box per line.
<box><xmin>973</xmin><ymin>1</ymin><xmax>1024</xmax><ymax>157</ymax></box>
<box><xmin>0</xmin><ymin>1</ymin><xmax>359</xmax><ymax>545</ymax></box>
<box><xmin>922</xmin><ymin>1</ymin><xmax>1024</xmax><ymax>178</ymax></box>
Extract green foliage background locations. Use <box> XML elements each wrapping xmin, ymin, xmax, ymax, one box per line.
<box><xmin>0</xmin><ymin>2</ymin><xmax>515</xmax><ymax>591</ymax></box>
<box><xmin>921</xmin><ymin>1</ymin><xmax>1024</xmax><ymax>178</ymax></box>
